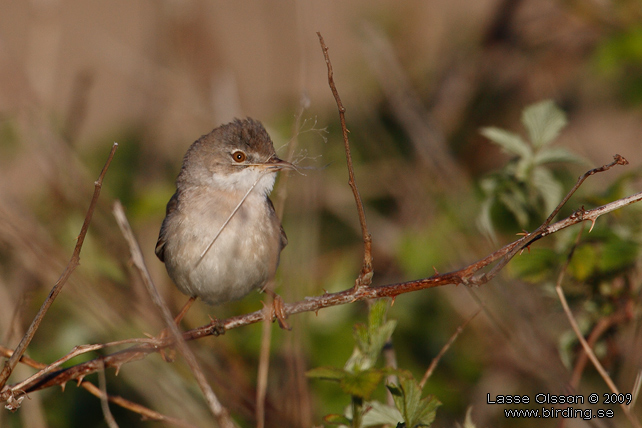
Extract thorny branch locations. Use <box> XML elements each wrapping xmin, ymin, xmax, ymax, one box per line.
<box><xmin>317</xmin><ymin>32</ymin><xmax>373</xmax><ymax>288</ymax></box>
<box><xmin>0</xmin><ymin>38</ymin><xmax>639</xmax><ymax>426</ymax></box>
<box><xmin>0</xmin><ymin>143</ymin><xmax>118</xmax><ymax>389</ymax></box>
<box><xmin>462</xmin><ymin>154</ymin><xmax>630</xmax><ymax>287</ymax></box>
<box><xmin>3</xmin><ymin>158</ymin><xmax>641</xmax><ymax>402</ymax></box>
<box><xmin>0</xmin><ymin>345</ymin><xmax>198</xmax><ymax>428</ymax></box>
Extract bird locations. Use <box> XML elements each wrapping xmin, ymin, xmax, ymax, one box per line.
<box><xmin>155</xmin><ymin>118</ymin><xmax>293</xmax><ymax>328</ymax></box>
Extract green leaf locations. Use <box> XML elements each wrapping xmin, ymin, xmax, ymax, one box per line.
<box><xmin>306</xmin><ymin>366</ymin><xmax>347</xmax><ymax>381</ymax></box>
<box><xmin>345</xmin><ymin>347</ymin><xmax>370</xmax><ymax>372</ymax></box>
<box><xmin>362</xmin><ymin>401</ymin><xmax>404</xmax><ymax>426</ymax></box>
<box><xmin>346</xmin><ymin>300</ymin><xmax>396</xmax><ymax>372</ymax></box>
<box><xmin>387</xmin><ymin>375</ymin><xmax>441</xmax><ymax>427</ymax></box>
<box><xmin>368</xmin><ymin>299</ymin><xmax>388</xmax><ymax>331</ymax></box>
<box><xmin>368</xmin><ymin>320</ymin><xmax>396</xmax><ymax>358</ymax></box>
<box><xmin>354</xmin><ymin>323</ymin><xmax>369</xmax><ymax>351</ymax></box>
<box><xmin>498</xmin><ymin>191</ymin><xmax>529</xmax><ymax>227</ymax></box>
<box><xmin>531</xmin><ymin>166</ymin><xmax>563</xmax><ymax>215</ymax></box>
<box><xmin>413</xmin><ymin>395</ymin><xmax>440</xmax><ymax>427</ymax></box>
<box><xmin>480</xmin><ymin>127</ymin><xmax>531</xmax><ymax>158</ymax></box>
<box><xmin>521</xmin><ymin>100</ymin><xmax>567</xmax><ymax>147</ymax></box>
<box><xmin>341</xmin><ymin>369</ymin><xmax>384</xmax><ymax>399</ymax></box>
<box><xmin>533</xmin><ymin>147</ymin><xmax>586</xmax><ymax>166</ymax></box>
<box><xmin>477</xmin><ymin>198</ymin><xmax>498</xmax><ymax>243</ymax></box>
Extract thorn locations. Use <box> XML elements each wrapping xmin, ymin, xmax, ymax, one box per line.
<box><xmin>518</xmin><ymin>244</ymin><xmax>532</xmax><ymax>255</ymax></box>
<box><xmin>60</xmin><ymin>382</ymin><xmax>66</xmax><ymax>392</ymax></box>
<box><xmin>589</xmin><ymin>218</ymin><xmax>597</xmax><ymax>233</ymax></box>
<box><xmin>114</xmin><ymin>362</ymin><xmax>122</xmax><ymax>376</ymax></box>
<box><xmin>76</xmin><ymin>375</ymin><xmax>85</xmax><ymax>386</ymax></box>
<box><xmin>322</xmin><ymin>288</ymin><xmax>329</xmax><ymax>294</ymax></box>
<box><xmin>432</xmin><ymin>266</ymin><xmax>439</xmax><ymax>275</ymax></box>
<box><xmin>391</xmin><ymin>296</ymin><xmax>397</xmax><ymax>307</ymax></box>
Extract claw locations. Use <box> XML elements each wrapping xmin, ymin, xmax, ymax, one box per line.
<box><xmin>264</xmin><ymin>290</ymin><xmax>291</xmax><ymax>330</ymax></box>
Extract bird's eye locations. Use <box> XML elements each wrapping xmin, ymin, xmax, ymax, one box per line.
<box><xmin>232</xmin><ymin>151</ymin><xmax>247</xmax><ymax>163</ymax></box>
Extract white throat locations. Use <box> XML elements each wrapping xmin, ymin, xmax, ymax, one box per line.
<box><xmin>209</xmin><ymin>167</ymin><xmax>276</xmax><ymax>196</ymax></box>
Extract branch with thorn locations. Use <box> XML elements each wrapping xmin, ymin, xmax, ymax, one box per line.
<box><xmin>1</xmin><ymin>155</ymin><xmax>639</xmax><ymax>405</ymax></box>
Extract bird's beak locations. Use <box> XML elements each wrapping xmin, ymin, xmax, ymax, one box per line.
<box><xmin>264</xmin><ymin>156</ymin><xmax>295</xmax><ymax>172</ymax></box>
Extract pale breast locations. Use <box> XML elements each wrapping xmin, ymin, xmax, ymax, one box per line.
<box><xmin>162</xmin><ymin>186</ymin><xmax>282</xmax><ymax>305</ymax></box>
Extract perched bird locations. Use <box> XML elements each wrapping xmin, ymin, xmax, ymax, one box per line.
<box><xmin>155</xmin><ymin>118</ymin><xmax>292</xmax><ymax>326</ymax></box>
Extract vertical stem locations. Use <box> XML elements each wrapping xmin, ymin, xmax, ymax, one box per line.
<box><xmin>351</xmin><ymin>395</ymin><xmax>363</xmax><ymax>428</ymax></box>
<box><xmin>317</xmin><ymin>32</ymin><xmax>373</xmax><ymax>287</ymax></box>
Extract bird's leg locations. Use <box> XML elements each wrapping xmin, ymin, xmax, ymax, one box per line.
<box><xmin>173</xmin><ymin>296</ymin><xmax>196</xmax><ymax>325</ymax></box>
<box><xmin>158</xmin><ymin>296</ymin><xmax>196</xmax><ymax>362</ymax></box>
<box><xmin>262</xmin><ymin>288</ymin><xmax>291</xmax><ymax>330</ymax></box>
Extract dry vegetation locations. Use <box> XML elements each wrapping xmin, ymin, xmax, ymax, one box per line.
<box><xmin>1</xmin><ymin>1</ymin><xmax>642</xmax><ymax>427</ymax></box>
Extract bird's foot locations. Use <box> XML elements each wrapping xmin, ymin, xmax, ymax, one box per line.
<box><xmin>158</xmin><ymin>296</ymin><xmax>196</xmax><ymax>362</ymax></box>
<box><xmin>263</xmin><ymin>290</ymin><xmax>291</xmax><ymax>330</ymax></box>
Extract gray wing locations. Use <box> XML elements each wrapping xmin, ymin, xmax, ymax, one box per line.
<box><xmin>267</xmin><ymin>197</ymin><xmax>287</xmax><ymax>250</ymax></box>
<box><xmin>155</xmin><ymin>192</ymin><xmax>179</xmax><ymax>263</ymax></box>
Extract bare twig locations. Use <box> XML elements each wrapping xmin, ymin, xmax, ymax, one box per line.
<box><xmin>555</xmin><ymin>224</ymin><xmax>641</xmax><ymax>428</ymax></box>
<box><xmin>112</xmin><ymin>201</ymin><xmax>237</xmax><ymax>428</ymax></box>
<box><xmin>569</xmin><ymin>309</ymin><xmax>630</xmax><ymax>389</ymax></box>
<box><xmin>97</xmin><ymin>361</ymin><xmax>119</xmax><ymax>428</ymax></box>
<box><xmin>317</xmin><ymin>32</ymin><xmax>373</xmax><ymax>288</ymax></box>
<box><xmin>632</xmin><ymin>371</ymin><xmax>642</xmax><ymax>409</ymax></box>
<box><xmin>80</xmin><ymin>381</ymin><xmax>200</xmax><ymax>428</ymax></box>
<box><xmin>0</xmin><ymin>346</ymin><xmax>198</xmax><ymax>428</ymax></box>
<box><xmin>419</xmin><ymin>309</ymin><xmax>481</xmax><ymax>389</ymax></box>
<box><xmin>256</xmin><ymin>302</ymin><xmax>273</xmax><ymax>428</ymax></box>
<box><xmin>0</xmin><ymin>142</ymin><xmax>118</xmax><ymax>389</ymax></box>
<box><xmin>0</xmin><ymin>346</ymin><xmax>45</xmax><ymax>371</ymax></box>
<box><xmin>10</xmin><ymin>343</ymin><xmax>124</xmax><ymax>394</ymax></box>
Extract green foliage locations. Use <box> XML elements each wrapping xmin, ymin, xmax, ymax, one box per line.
<box><xmin>346</xmin><ymin>299</ymin><xmax>397</xmax><ymax>373</ymax></box>
<box><xmin>508</xmin><ymin>248</ymin><xmax>561</xmax><ymax>283</ymax></box>
<box><xmin>478</xmin><ymin>100</ymin><xmax>585</xmax><ymax>239</ymax></box>
<box><xmin>387</xmin><ymin>371</ymin><xmax>440</xmax><ymax>428</ymax></box>
<box><xmin>594</xmin><ymin>26</ymin><xmax>642</xmax><ymax>104</ymax></box>
<box><xmin>307</xmin><ymin>299</ymin><xmax>440</xmax><ymax>427</ymax></box>
<box><xmin>307</xmin><ymin>300</ymin><xmax>396</xmax><ymax>405</ymax></box>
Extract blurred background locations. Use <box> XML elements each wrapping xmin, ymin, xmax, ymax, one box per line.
<box><xmin>1</xmin><ymin>0</ymin><xmax>641</xmax><ymax>427</ymax></box>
